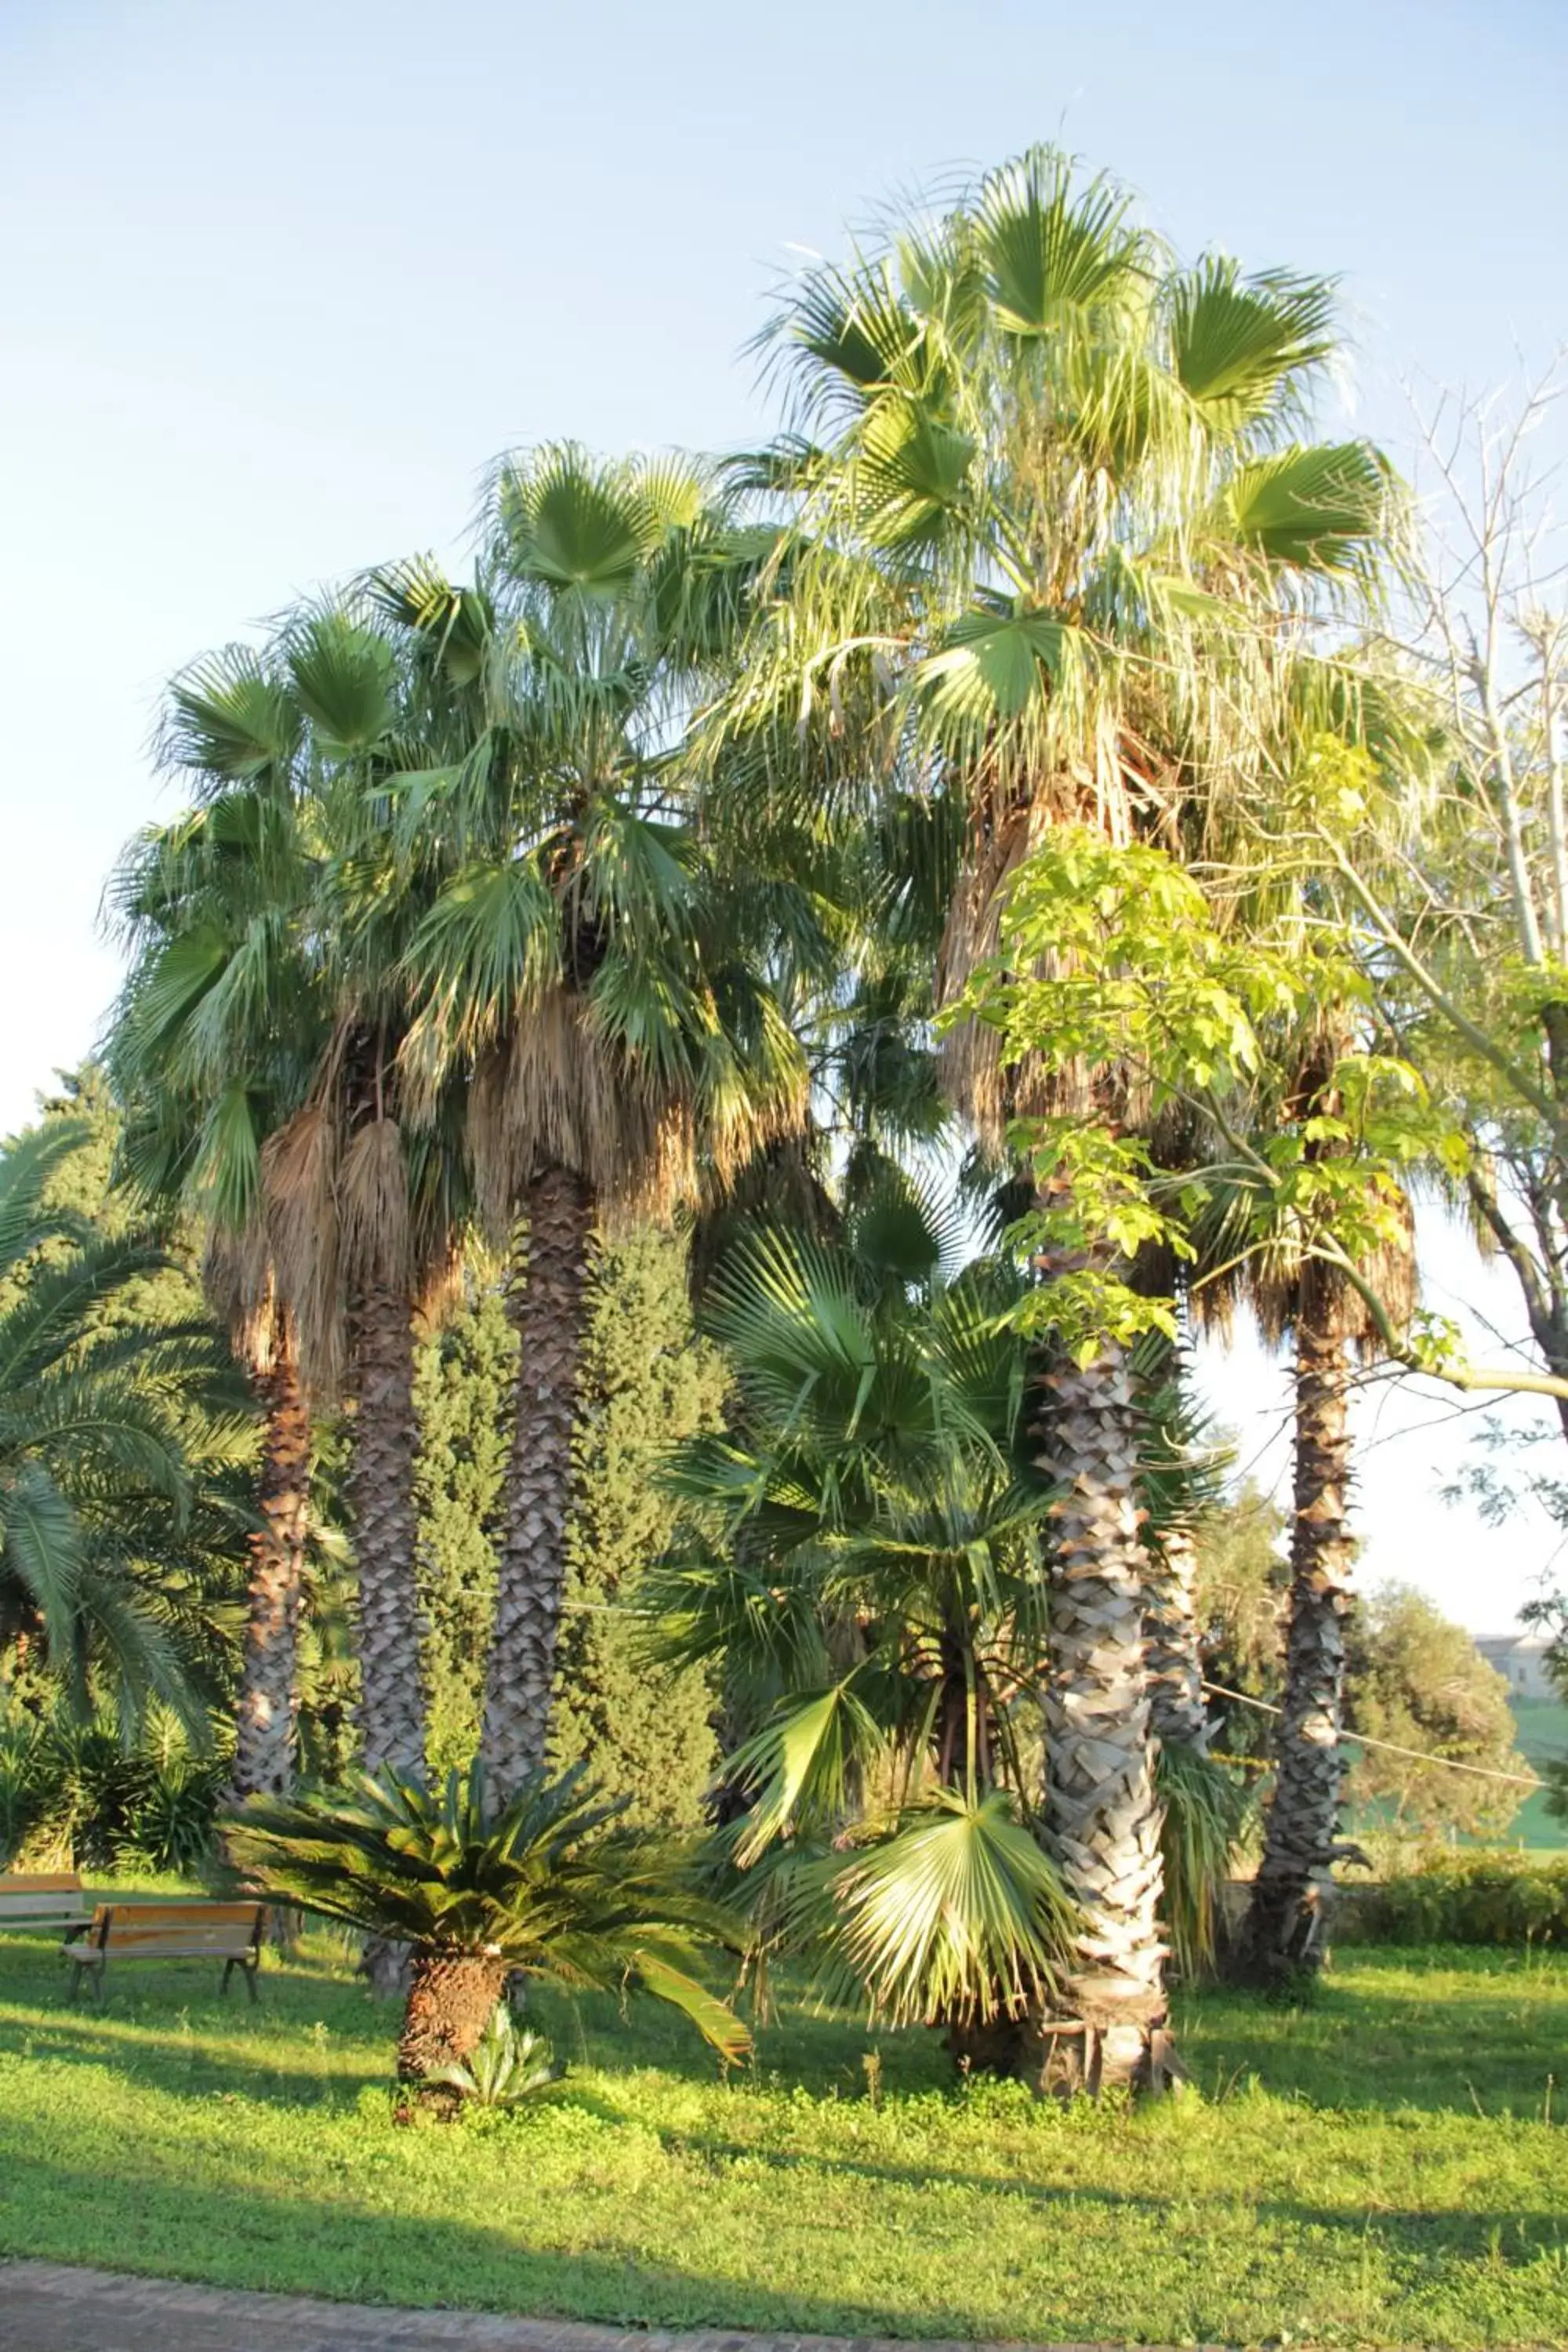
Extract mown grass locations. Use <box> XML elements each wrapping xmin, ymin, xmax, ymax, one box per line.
<box><xmin>2</xmin><ymin>1913</ymin><xmax>1566</xmax><ymax>2346</ymax></box>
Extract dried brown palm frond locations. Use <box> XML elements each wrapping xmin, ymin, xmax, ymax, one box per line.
<box><xmin>261</xmin><ymin>1101</ymin><xmax>343</xmax><ymax>1396</ymax></box>
<box><xmin>412</xmin><ymin>1240</ymin><xmax>472</xmax><ymax>1339</ymax></box>
<box><xmin>339</xmin><ymin>1116</ymin><xmax>411</xmax><ymax>1292</ymax></box>
<box><xmin>466</xmin><ymin>993</ymin><xmax>664</xmax><ymax>1239</ymax></box>
<box><xmin>464</xmin><ymin>979</ymin><xmax>811</xmax><ymax>1241</ymax></box>
<box><xmin>203</xmin><ymin>1224</ymin><xmax>285</xmax><ymax>1375</ymax></box>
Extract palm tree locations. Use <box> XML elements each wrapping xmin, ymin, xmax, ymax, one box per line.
<box><xmin>716</xmin><ymin>146</ymin><xmax>1397</xmax><ymax>2083</ymax></box>
<box><xmin>393</xmin><ymin>452</ymin><xmax>810</xmax><ymax>1798</ymax></box>
<box><xmin>1207</xmin><ymin>1044</ymin><xmax>1416</xmax><ymax>1987</ymax></box>
<box><xmin>226</xmin><ymin>1763</ymin><xmax>750</xmax><ymax>2103</ymax></box>
<box><xmin>109</xmin><ymin>604</ymin><xmax>479</xmax><ymax>1782</ymax></box>
<box><xmin>648</xmin><ymin>1184</ymin><xmax>1083</xmax><ymax>2042</ymax></box>
<box><xmin>0</xmin><ymin>1122</ymin><xmax>246</xmax><ymax>1732</ymax></box>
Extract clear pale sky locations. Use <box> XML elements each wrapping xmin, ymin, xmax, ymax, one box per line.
<box><xmin>4</xmin><ymin>0</ymin><xmax>1566</xmax><ymax>1630</ymax></box>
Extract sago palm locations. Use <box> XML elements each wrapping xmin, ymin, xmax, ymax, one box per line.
<box><xmin>226</xmin><ymin>1762</ymin><xmax>751</xmax><ymax>2100</ymax></box>
<box><xmin>716</xmin><ymin>144</ymin><xmax>1397</xmax><ymax>2085</ymax></box>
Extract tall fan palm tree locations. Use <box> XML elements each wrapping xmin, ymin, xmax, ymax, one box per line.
<box><xmin>715</xmin><ymin>146</ymin><xmax>1397</xmax><ymax>2083</ymax></box>
<box><xmin>108</xmin><ymin>688</ymin><xmax>327</xmax><ymax>1794</ymax></box>
<box><xmin>393</xmin><ymin>449</ymin><xmax>811</xmax><ymax>1798</ymax></box>
<box><xmin>1189</xmin><ymin>1036</ymin><xmax>1417</xmax><ymax>1986</ymax></box>
<box><xmin>109</xmin><ymin>601</ymin><xmax>481</xmax><ymax>1782</ymax></box>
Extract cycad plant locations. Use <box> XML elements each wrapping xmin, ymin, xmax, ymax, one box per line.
<box><xmin>715</xmin><ymin>143</ymin><xmax>1398</xmax><ymax>2084</ymax></box>
<box><xmin>226</xmin><ymin>1763</ymin><xmax>751</xmax><ymax>2101</ymax></box>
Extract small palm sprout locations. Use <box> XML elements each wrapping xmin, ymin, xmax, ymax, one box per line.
<box><xmin>426</xmin><ymin>2004</ymin><xmax>563</xmax><ymax>2111</ymax></box>
<box><xmin>226</xmin><ymin>1762</ymin><xmax>751</xmax><ymax>2107</ymax></box>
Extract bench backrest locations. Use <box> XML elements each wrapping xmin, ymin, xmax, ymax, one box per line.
<box><xmin>83</xmin><ymin>1900</ymin><xmax>267</xmax><ymax>1957</ymax></box>
<box><xmin>0</xmin><ymin>1871</ymin><xmax>88</xmax><ymax>1925</ymax></box>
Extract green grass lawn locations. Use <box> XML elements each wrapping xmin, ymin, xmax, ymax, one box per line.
<box><xmin>2</xmin><ymin>1914</ymin><xmax>1567</xmax><ymax>2347</ymax></box>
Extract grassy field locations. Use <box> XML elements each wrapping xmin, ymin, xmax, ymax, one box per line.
<box><xmin>2</xmin><ymin>1913</ymin><xmax>1567</xmax><ymax>2347</ymax></box>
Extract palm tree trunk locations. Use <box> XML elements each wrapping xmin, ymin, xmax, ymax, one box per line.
<box><xmin>347</xmin><ymin>1278</ymin><xmax>426</xmax><ymax>1778</ymax></box>
<box><xmin>1236</xmin><ymin>1313</ymin><xmax>1355</xmax><ymax>1986</ymax></box>
<box><xmin>397</xmin><ymin>1950</ymin><xmax>509</xmax><ymax>2102</ymax></box>
<box><xmin>1031</xmin><ymin>1342</ymin><xmax>1172</xmax><ymax>2094</ymax></box>
<box><xmin>227</xmin><ymin>1341</ymin><xmax>310</xmax><ymax>1802</ymax></box>
<box><xmin>1144</xmin><ymin>1523</ymin><xmax>1210</xmax><ymax>1752</ymax></box>
<box><xmin>481</xmin><ymin>1163</ymin><xmax>595</xmax><ymax>1801</ymax></box>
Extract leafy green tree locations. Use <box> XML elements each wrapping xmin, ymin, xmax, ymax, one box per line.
<box><xmin>411</xmin><ymin>1229</ymin><xmax>726</xmax><ymax>1821</ymax></box>
<box><xmin>1344</xmin><ymin>1584</ymin><xmax>1526</xmax><ymax>1842</ymax></box>
<box><xmin>1191</xmin><ymin>1477</ymin><xmax>1291</xmax><ymax>1763</ymax></box>
<box><xmin>108</xmin><ymin>594</ymin><xmax>485</xmax><ymax>1782</ymax></box>
<box><xmin>550</xmin><ymin>1225</ymin><xmax>728</xmax><ymax>1828</ymax></box>
<box><xmin>412</xmin><ymin>1276</ymin><xmax>516</xmax><ymax>1777</ymax></box>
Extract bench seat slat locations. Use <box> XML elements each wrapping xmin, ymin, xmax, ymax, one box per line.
<box><xmin>74</xmin><ymin>1929</ymin><xmax>260</xmax><ymax>1948</ymax></box>
<box><xmin>0</xmin><ymin>1872</ymin><xmax>90</xmax><ymax>1929</ymax></box>
<box><xmin>71</xmin><ymin>1940</ymin><xmax>258</xmax><ymax>1960</ymax></box>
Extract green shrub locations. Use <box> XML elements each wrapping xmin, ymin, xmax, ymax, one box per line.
<box><xmin>1340</xmin><ymin>1849</ymin><xmax>1568</xmax><ymax>1946</ymax></box>
<box><xmin>0</xmin><ymin>1708</ymin><xmax>223</xmax><ymax>1873</ymax></box>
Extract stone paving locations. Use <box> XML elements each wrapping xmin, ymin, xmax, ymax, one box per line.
<box><xmin>0</xmin><ymin>2263</ymin><xmax>1133</xmax><ymax>2352</ymax></box>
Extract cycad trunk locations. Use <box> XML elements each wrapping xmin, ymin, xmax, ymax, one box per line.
<box><xmin>1236</xmin><ymin>1314</ymin><xmax>1355</xmax><ymax>1986</ymax></box>
<box><xmin>1144</xmin><ymin>1523</ymin><xmax>1210</xmax><ymax>1752</ymax></box>
<box><xmin>227</xmin><ymin>1344</ymin><xmax>310</xmax><ymax>1801</ymax></box>
<box><xmin>1032</xmin><ymin>1343</ymin><xmax>1172</xmax><ymax>2094</ymax></box>
<box><xmin>481</xmin><ymin>1163</ymin><xmax>595</xmax><ymax>1800</ymax></box>
<box><xmin>347</xmin><ymin>1279</ymin><xmax>426</xmax><ymax>1777</ymax></box>
<box><xmin>397</xmin><ymin>1949</ymin><xmax>510</xmax><ymax>2095</ymax></box>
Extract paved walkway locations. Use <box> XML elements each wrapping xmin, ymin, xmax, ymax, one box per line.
<box><xmin>0</xmin><ymin>2263</ymin><xmax>1131</xmax><ymax>2352</ymax></box>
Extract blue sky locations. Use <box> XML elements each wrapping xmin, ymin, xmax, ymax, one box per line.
<box><xmin>3</xmin><ymin>0</ymin><xmax>1566</xmax><ymax>1628</ymax></box>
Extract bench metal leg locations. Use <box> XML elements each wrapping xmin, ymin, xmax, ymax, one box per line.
<box><xmin>220</xmin><ymin>1957</ymin><xmax>260</xmax><ymax>2004</ymax></box>
<box><xmin>67</xmin><ymin>1959</ymin><xmax>103</xmax><ymax>2004</ymax></box>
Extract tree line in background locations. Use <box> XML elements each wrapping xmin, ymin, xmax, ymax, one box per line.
<box><xmin>4</xmin><ymin>144</ymin><xmax>1567</xmax><ymax>2097</ymax></box>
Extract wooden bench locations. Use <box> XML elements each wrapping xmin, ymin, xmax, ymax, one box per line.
<box><xmin>0</xmin><ymin>1871</ymin><xmax>92</xmax><ymax>1936</ymax></box>
<box><xmin>64</xmin><ymin>1901</ymin><xmax>268</xmax><ymax>2002</ymax></box>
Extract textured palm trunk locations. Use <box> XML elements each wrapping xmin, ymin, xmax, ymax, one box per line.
<box><xmin>481</xmin><ymin>1163</ymin><xmax>595</xmax><ymax>1801</ymax></box>
<box><xmin>1237</xmin><ymin>1314</ymin><xmax>1355</xmax><ymax>1986</ymax></box>
<box><xmin>227</xmin><ymin>1343</ymin><xmax>310</xmax><ymax>1802</ymax></box>
<box><xmin>1031</xmin><ymin>1342</ymin><xmax>1172</xmax><ymax>2094</ymax></box>
<box><xmin>397</xmin><ymin>1949</ymin><xmax>510</xmax><ymax>2103</ymax></box>
<box><xmin>1144</xmin><ymin>1523</ymin><xmax>1210</xmax><ymax>1752</ymax></box>
<box><xmin>347</xmin><ymin>1279</ymin><xmax>426</xmax><ymax>1777</ymax></box>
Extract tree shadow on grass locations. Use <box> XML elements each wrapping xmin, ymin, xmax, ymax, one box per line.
<box><xmin>3</xmin><ymin>2146</ymin><xmax>1564</xmax><ymax>2344</ymax></box>
<box><xmin>1174</xmin><ymin>1953</ymin><xmax>1568</xmax><ymax>2119</ymax></box>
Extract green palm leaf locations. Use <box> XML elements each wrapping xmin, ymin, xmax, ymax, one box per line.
<box><xmin>819</xmin><ymin>1790</ymin><xmax>1078</xmax><ymax>2027</ymax></box>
